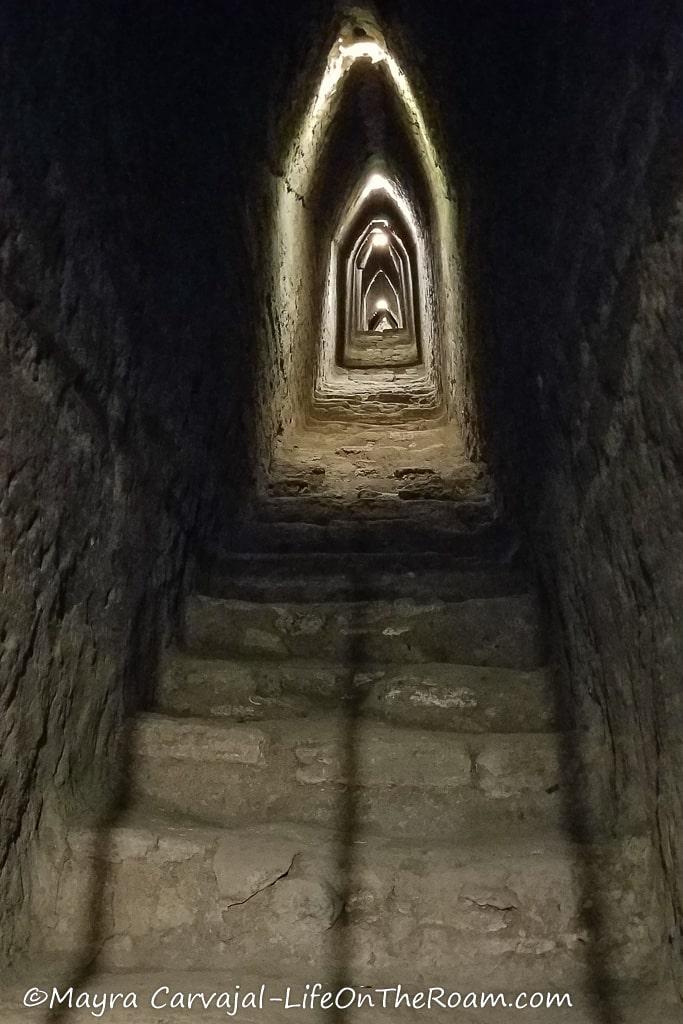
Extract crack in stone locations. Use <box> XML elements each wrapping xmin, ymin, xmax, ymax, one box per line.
<box><xmin>223</xmin><ymin>855</ymin><xmax>297</xmax><ymax>911</ymax></box>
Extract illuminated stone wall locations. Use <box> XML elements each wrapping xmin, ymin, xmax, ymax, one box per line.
<box><xmin>259</xmin><ymin>13</ymin><xmax>465</xmax><ymax>441</ymax></box>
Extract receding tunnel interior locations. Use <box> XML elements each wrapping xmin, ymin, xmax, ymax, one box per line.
<box><xmin>339</xmin><ymin>212</ymin><xmax>420</xmax><ymax>369</ymax></box>
<box><xmin>1</xmin><ymin>1</ymin><xmax>682</xmax><ymax>1019</ymax></box>
<box><xmin>269</xmin><ymin>15</ymin><xmax>461</xmax><ymax>434</ymax></box>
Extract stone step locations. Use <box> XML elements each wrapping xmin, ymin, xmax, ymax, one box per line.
<box><xmin>265</xmin><ymin>422</ymin><xmax>481</xmax><ymax>501</ymax></box>
<box><xmin>310</xmin><ymin>388</ymin><xmax>444</xmax><ymax>421</ymax></box>
<box><xmin>200</xmin><ymin>553</ymin><xmax>528</xmax><ymax>603</ymax></box>
<box><xmin>264</xmin><ymin>469</ymin><xmax>487</xmax><ymax>503</ymax></box>
<box><xmin>222</xmin><ymin>517</ymin><xmax>511</xmax><ymax>555</ymax></box>
<box><xmin>183</xmin><ymin>594</ymin><xmax>544</xmax><ymax>669</ymax></box>
<box><xmin>252</xmin><ymin>495</ymin><xmax>493</xmax><ymax>526</ymax></box>
<box><xmin>130</xmin><ymin>713</ymin><xmax>568</xmax><ymax>839</ymax></box>
<box><xmin>158</xmin><ymin>654</ymin><xmax>558</xmax><ymax>733</ymax></box>
<box><xmin>310</xmin><ymin>396</ymin><xmax>443</xmax><ymax>424</ymax></box>
<box><xmin>39</xmin><ymin>815</ymin><xmax>659</xmax><ymax>990</ymax></box>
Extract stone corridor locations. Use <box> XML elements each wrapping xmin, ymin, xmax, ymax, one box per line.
<box><xmin>1</xmin><ymin>2</ymin><xmax>682</xmax><ymax>1022</ymax></box>
<box><xmin>3</xmin><ymin>413</ymin><xmax>679</xmax><ymax>1021</ymax></box>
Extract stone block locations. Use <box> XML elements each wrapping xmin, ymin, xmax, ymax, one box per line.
<box><xmin>213</xmin><ymin>834</ymin><xmax>298</xmax><ymax>904</ymax></box>
<box><xmin>134</xmin><ymin>714</ymin><xmax>267</xmax><ymax>765</ymax></box>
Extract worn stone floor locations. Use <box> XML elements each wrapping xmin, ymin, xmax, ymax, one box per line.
<box><xmin>267</xmin><ymin>418</ymin><xmax>481</xmax><ymax>501</ymax></box>
<box><xmin>6</xmin><ymin>414</ymin><xmax>677</xmax><ymax>1022</ymax></box>
<box><xmin>312</xmin><ymin>366</ymin><xmax>442</xmax><ymax>423</ymax></box>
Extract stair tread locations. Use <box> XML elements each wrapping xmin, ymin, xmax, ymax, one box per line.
<box><xmin>131</xmin><ymin>710</ymin><xmax>569</xmax><ymax>840</ymax></box>
<box><xmin>222</xmin><ymin>526</ymin><xmax>507</xmax><ymax>556</ymax></box>
<box><xmin>158</xmin><ymin>652</ymin><xmax>557</xmax><ymax>732</ymax></box>
<box><xmin>137</xmin><ymin>708</ymin><xmax>565</xmax><ymax>751</ymax></box>
<box><xmin>64</xmin><ymin>807</ymin><xmax>591</xmax><ymax>864</ymax></box>
<box><xmin>199</xmin><ymin>555</ymin><xmax>529</xmax><ymax>602</ymax></box>
<box><xmin>38</xmin><ymin>794</ymin><xmax>660</xmax><ymax>987</ymax></box>
<box><xmin>134</xmin><ymin>709</ymin><xmax>567</xmax><ymax>788</ymax></box>
<box><xmin>188</xmin><ymin>593</ymin><xmax>537</xmax><ymax>608</ymax></box>
<box><xmin>248</xmin><ymin>495</ymin><xmax>494</xmax><ymax>523</ymax></box>
<box><xmin>228</xmin><ymin>514</ymin><xmax>496</xmax><ymax>530</ymax></box>
<box><xmin>165</xmin><ymin>650</ymin><xmax>548</xmax><ymax>675</ymax></box>
<box><xmin>207</xmin><ymin>550</ymin><xmax>518</xmax><ymax>567</ymax></box>
<box><xmin>132</xmin><ymin>710</ymin><xmax>569</xmax><ymax>828</ymax></box>
<box><xmin>183</xmin><ymin>592</ymin><xmax>544</xmax><ymax>670</ymax></box>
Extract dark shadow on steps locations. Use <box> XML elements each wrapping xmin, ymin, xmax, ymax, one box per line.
<box><xmin>39</xmin><ymin>741</ymin><xmax>134</xmax><ymax>1024</ymax></box>
<box><xmin>43</xmin><ymin>596</ymin><xmax>160</xmax><ymax>1023</ymax></box>
<box><xmin>43</xmin><ymin>741</ymin><xmax>133</xmax><ymax>1024</ymax></box>
<box><xmin>329</xmin><ymin>568</ymin><xmax>370</xmax><ymax>1022</ymax></box>
<box><xmin>542</xmin><ymin>587</ymin><xmax>635</xmax><ymax>1024</ymax></box>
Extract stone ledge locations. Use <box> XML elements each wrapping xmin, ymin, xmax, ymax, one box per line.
<box><xmin>158</xmin><ymin>653</ymin><xmax>557</xmax><ymax>733</ymax></box>
<box><xmin>32</xmin><ymin>816</ymin><xmax>663</xmax><ymax>986</ymax></box>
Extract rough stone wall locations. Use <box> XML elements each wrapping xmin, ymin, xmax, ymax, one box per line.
<box><xmin>409</xmin><ymin>0</ymin><xmax>683</xmax><ymax>982</ymax></box>
<box><xmin>0</xmin><ymin>0</ymin><xmax>263</xmax><ymax>959</ymax></box>
<box><xmin>238</xmin><ymin>2</ymin><xmax>333</xmax><ymax>467</ymax></box>
<box><xmin>248</xmin><ymin>5</ymin><xmax>465</xmax><ymax>458</ymax></box>
<box><xmin>375</xmin><ymin>3</ymin><xmax>475</xmax><ymax>452</ymax></box>
<box><xmin>529</xmin><ymin>10</ymin><xmax>683</xmax><ymax>981</ymax></box>
<box><xmin>4</xmin><ymin>0</ymin><xmax>681</xmax><ymax>984</ymax></box>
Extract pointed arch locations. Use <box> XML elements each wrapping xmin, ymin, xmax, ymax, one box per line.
<box><xmin>266</xmin><ymin>9</ymin><xmax>464</xmax><ymax>429</ymax></box>
<box><xmin>330</xmin><ymin>172</ymin><xmax>422</xmax><ymax>371</ymax></box>
<box><xmin>363</xmin><ymin>270</ymin><xmax>401</xmax><ymax>331</ymax></box>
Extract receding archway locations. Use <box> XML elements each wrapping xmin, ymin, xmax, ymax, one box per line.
<box><xmin>267</xmin><ymin>10</ymin><xmax>465</xmax><ymax>431</ymax></box>
<box><xmin>338</xmin><ymin>210</ymin><xmax>420</xmax><ymax>369</ymax></box>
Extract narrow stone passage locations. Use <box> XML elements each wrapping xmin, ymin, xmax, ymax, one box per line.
<box><xmin>4</xmin><ymin>409</ymin><xmax>676</xmax><ymax>1023</ymax></box>
<box><xmin>1</xmin><ymin>3</ymin><xmax>682</xmax><ymax>1022</ymax></box>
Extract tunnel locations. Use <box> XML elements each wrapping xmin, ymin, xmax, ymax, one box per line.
<box><xmin>1</xmin><ymin>1</ymin><xmax>682</xmax><ymax>1021</ymax></box>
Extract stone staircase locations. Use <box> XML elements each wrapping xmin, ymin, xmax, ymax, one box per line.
<box><xmin>11</xmin><ymin>432</ymin><xmax>670</xmax><ymax>1022</ymax></box>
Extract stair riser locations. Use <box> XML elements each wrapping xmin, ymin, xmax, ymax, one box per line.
<box><xmin>253</xmin><ymin>498</ymin><xmax>492</xmax><ymax>527</ymax></box>
<box><xmin>158</xmin><ymin>658</ymin><xmax>558</xmax><ymax>733</ymax></box>
<box><xmin>226</xmin><ymin>522</ymin><xmax>508</xmax><ymax>555</ymax></box>
<box><xmin>260</xmin><ymin>488</ymin><xmax>489</xmax><ymax>511</ymax></box>
<box><xmin>206</xmin><ymin>550</ymin><xmax>514</xmax><ymax>576</ymax></box>
<box><xmin>130</xmin><ymin>716</ymin><xmax>568</xmax><ymax>839</ymax></box>
<box><xmin>184</xmin><ymin>596</ymin><xmax>544</xmax><ymax>670</ymax></box>
<box><xmin>310</xmin><ymin>405</ymin><xmax>442</xmax><ymax>424</ymax></box>
<box><xmin>132</xmin><ymin>761</ymin><xmax>567</xmax><ymax>839</ymax></box>
<box><xmin>42</xmin><ymin>826</ymin><xmax>659</xmax><ymax>986</ymax></box>
<box><xmin>200</xmin><ymin>564</ymin><xmax>527</xmax><ymax>604</ymax></box>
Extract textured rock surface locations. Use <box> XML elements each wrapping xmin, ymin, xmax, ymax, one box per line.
<box><xmin>158</xmin><ymin>654</ymin><xmax>556</xmax><ymax>732</ymax></box>
<box><xmin>17</xmin><ymin>426</ymin><xmax>667</xmax><ymax>1015</ymax></box>
<box><xmin>0</xmin><ymin>0</ymin><xmax>257</xmax><ymax>958</ymax></box>
<box><xmin>128</xmin><ymin>713</ymin><xmax>566</xmax><ymax>839</ymax></box>
<box><xmin>184</xmin><ymin>593</ymin><xmax>544</xmax><ymax>669</ymax></box>
<box><xmin>36</xmin><ymin>817</ymin><xmax>654</xmax><ymax>985</ymax></box>
<box><xmin>1</xmin><ymin>0</ymin><xmax>681</xmax><ymax>1013</ymax></box>
<box><xmin>407</xmin><ymin>0</ymin><xmax>683</xmax><ymax>981</ymax></box>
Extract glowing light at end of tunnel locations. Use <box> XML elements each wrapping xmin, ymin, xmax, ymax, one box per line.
<box><xmin>339</xmin><ymin>40</ymin><xmax>386</xmax><ymax>64</ymax></box>
<box><xmin>361</xmin><ymin>173</ymin><xmax>390</xmax><ymax>200</ymax></box>
<box><xmin>372</xmin><ymin>231</ymin><xmax>389</xmax><ymax>249</ymax></box>
<box><xmin>275</xmin><ymin>11</ymin><xmax>460</xmax><ymax>414</ymax></box>
<box><xmin>375</xmin><ymin>299</ymin><xmax>389</xmax><ymax>310</ymax></box>
<box><xmin>356</xmin><ymin>173</ymin><xmax>414</xmax><ymax>235</ymax></box>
